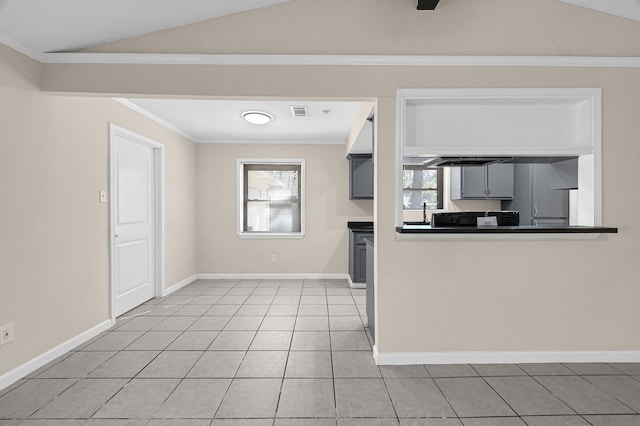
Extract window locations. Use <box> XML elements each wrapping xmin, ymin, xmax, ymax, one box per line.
<box><xmin>402</xmin><ymin>165</ymin><xmax>443</xmax><ymax>210</ymax></box>
<box><xmin>238</xmin><ymin>159</ymin><xmax>305</xmax><ymax>238</ymax></box>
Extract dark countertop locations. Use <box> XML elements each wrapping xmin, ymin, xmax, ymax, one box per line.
<box><xmin>396</xmin><ymin>225</ymin><xmax>618</xmax><ymax>234</ymax></box>
<box><xmin>348</xmin><ymin>221</ymin><xmax>374</xmax><ymax>232</ymax></box>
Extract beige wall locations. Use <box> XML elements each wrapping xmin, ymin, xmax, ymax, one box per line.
<box><xmin>196</xmin><ymin>143</ymin><xmax>373</xmax><ymax>275</ymax></box>
<box><xmin>35</xmin><ymin>0</ymin><xmax>640</xmax><ymax>357</ymax></box>
<box><xmin>374</xmin><ymin>70</ymin><xmax>640</xmax><ymax>354</ymax></box>
<box><xmin>0</xmin><ymin>45</ymin><xmax>197</xmax><ymax>376</ymax></box>
<box><xmin>2</xmin><ymin>0</ymin><xmax>640</xmax><ymax>378</ymax></box>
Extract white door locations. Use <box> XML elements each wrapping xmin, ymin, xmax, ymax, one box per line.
<box><xmin>112</xmin><ymin>131</ymin><xmax>156</xmax><ymax>316</ymax></box>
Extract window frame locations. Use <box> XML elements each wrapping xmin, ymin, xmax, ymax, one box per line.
<box><xmin>237</xmin><ymin>158</ymin><xmax>306</xmax><ymax>239</ymax></box>
<box><xmin>402</xmin><ymin>165</ymin><xmax>444</xmax><ymax>210</ymax></box>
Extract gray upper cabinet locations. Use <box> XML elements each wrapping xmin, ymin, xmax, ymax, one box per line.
<box><xmin>487</xmin><ymin>164</ymin><xmax>515</xmax><ymax>199</ymax></box>
<box><xmin>450</xmin><ymin>163</ymin><xmax>514</xmax><ymax>200</ymax></box>
<box><xmin>348</xmin><ymin>154</ymin><xmax>373</xmax><ymax>200</ymax></box>
<box><xmin>457</xmin><ymin>166</ymin><xmax>486</xmax><ymax>198</ymax></box>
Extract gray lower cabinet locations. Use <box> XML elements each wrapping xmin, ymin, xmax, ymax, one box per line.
<box><xmin>365</xmin><ymin>238</ymin><xmax>374</xmax><ymax>343</ymax></box>
<box><xmin>503</xmin><ymin>163</ymin><xmax>569</xmax><ymax>225</ymax></box>
<box><xmin>348</xmin><ymin>154</ymin><xmax>373</xmax><ymax>199</ymax></box>
<box><xmin>450</xmin><ymin>163</ymin><xmax>514</xmax><ymax>200</ymax></box>
<box><xmin>349</xmin><ymin>229</ymin><xmax>373</xmax><ymax>284</ymax></box>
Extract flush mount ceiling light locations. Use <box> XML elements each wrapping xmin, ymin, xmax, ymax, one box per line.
<box><xmin>242</xmin><ymin>111</ymin><xmax>273</xmax><ymax>125</ymax></box>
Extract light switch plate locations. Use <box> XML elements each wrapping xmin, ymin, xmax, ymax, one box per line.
<box><xmin>99</xmin><ymin>190</ymin><xmax>107</xmax><ymax>203</ymax></box>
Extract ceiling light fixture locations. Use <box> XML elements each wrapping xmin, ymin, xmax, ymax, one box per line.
<box><xmin>242</xmin><ymin>111</ymin><xmax>273</xmax><ymax>125</ymax></box>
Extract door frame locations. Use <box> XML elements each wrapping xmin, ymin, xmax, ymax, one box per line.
<box><xmin>108</xmin><ymin>123</ymin><xmax>165</xmax><ymax>321</ymax></box>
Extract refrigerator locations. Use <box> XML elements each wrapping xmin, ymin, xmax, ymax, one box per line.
<box><xmin>502</xmin><ymin>163</ymin><xmax>569</xmax><ymax>226</ymax></box>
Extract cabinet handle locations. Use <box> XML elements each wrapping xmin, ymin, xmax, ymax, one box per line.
<box><xmin>534</xmin><ymin>206</ymin><xmax>538</xmax><ymax>216</ymax></box>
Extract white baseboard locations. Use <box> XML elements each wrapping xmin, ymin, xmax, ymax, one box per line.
<box><xmin>373</xmin><ymin>347</ymin><xmax>640</xmax><ymax>365</ymax></box>
<box><xmin>0</xmin><ymin>319</ymin><xmax>114</xmax><ymax>391</ymax></box>
<box><xmin>162</xmin><ymin>274</ymin><xmax>198</xmax><ymax>297</ymax></box>
<box><xmin>196</xmin><ymin>273</ymin><xmax>349</xmax><ymax>281</ymax></box>
<box><xmin>347</xmin><ymin>276</ymin><xmax>366</xmax><ymax>289</ymax></box>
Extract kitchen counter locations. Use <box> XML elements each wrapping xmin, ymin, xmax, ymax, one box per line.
<box><xmin>396</xmin><ymin>224</ymin><xmax>618</xmax><ymax>234</ymax></box>
<box><xmin>348</xmin><ymin>221</ymin><xmax>373</xmax><ymax>232</ymax></box>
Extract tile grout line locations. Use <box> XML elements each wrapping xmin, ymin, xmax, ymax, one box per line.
<box><xmin>328</xmin><ymin>280</ymin><xmax>338</xmax><ymax>421</ymax></box>
<box><xmin>211</xmin><ymin>278</ymin><xmax>249</xmax><ymax>420</ymax></box>
<box><xmin>114</xmin><ymin>278</ymin><xmax>215</xmax><ymax>422</ymax></box>
<box><xmin>430</xmin><ymin>373</ymin><xmax>463</xmax><ymax>423</ymax></box>
<box><xmin>518</xmin><ymin>363</ymin><xmax>584</xmax><ymax>423</ymax></box>
<box><xmin>473</xmin><ymin>366</ymin><xmax>530</xmax><ymax>420</ymax></box>
<box><xmin>528</xmin><ymin>372</ymin><xmax>602</xmax><ymax>422</ymax></box>
<box><xmin>579</xmin><ymin>374</ymin><xmax>640</xmax><ymax>415</ymax></box>
<box><xmin>259</xmin><ymin>277</ymin><xmax>287</xmax><ymax>423</ymax></box>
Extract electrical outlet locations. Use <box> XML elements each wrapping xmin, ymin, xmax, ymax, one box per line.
<box><xmin>0</xmin><ymin>323</ymin><xmax>14</xmax><ymax>345</ymax></box>
<box><xmin>271</xmin><ymin>254</ymin><xmax>277</xmax><ymax>263</ymax></box>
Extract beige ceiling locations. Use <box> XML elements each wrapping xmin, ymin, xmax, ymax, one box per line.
<box><xmin>1</xmin><ymin>0</ymin><xmax>640</xmax><ymax>58</ymax></box>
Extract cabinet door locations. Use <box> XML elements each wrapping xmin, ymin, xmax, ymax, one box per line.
<box><xmin>487</xmin><ymin>163</ymin><xmax>514</xmax><ymax>199</ymax></box>
<box><xmin>350</xmin><ymin>156</ymin><xmax>373</xmax><ymax>199</ymax></box>
<box><xmin>354</xmin><ymin>244</ymin><xmax>368</xmax><ymax>283</ymax></box>
<box><xmin>502</xmin><ymin>164</ymin><xmax>534</xmax><ymax>225</ymax></box>
<box><xmin>533</xmin><ymin>217</ymin><xmax>569</xmax><ymax>226</ymax></box>
<box><xmin>532</xmin><ymin>164</ymin><xmax>569</xmax><ymax>218</ymax></box>
<box><xmin>365</xmin><ymin>242</ymin><xmax>375</xmax><ymax>342</ymax></box>
<box><xmin>460</xmin><ymin>166</ymin><xmax>487</xmax><ymax>198</ymax></box>
<box><xmin>348</xmin><ymin>231</ymin><xmax>356</xmax><ymax>281</ymax></box>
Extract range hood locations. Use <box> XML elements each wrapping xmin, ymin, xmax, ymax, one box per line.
<box><xmin>419</xmin><ymin>156</ymin><xmax>578</xmax><ymax>168</ymax></box>
<box><xmin>422</xmin><ymin>156</ymin><xmax>512</xmax><ymax>167</ymax></box>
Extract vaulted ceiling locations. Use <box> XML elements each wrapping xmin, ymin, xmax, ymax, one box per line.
<box><xmin>0</xmin><ymin>0</ymin><xmax>293</xmax><ymax>55</ymax></box>
<box><xmin>0</xmin><ymin>0</ymin><xmax>639</xmax><ymax>57</ymax></box>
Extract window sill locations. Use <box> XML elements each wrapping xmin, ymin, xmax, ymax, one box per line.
<box><xmin>238</xmin><ymin>232</ymin><xmax>305</xmax><ymax>240</ymax></box>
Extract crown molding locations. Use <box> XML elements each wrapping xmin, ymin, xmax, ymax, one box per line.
<box><xmin>2</xmin><ymin>37</ymin><xmax>640</xmax><ymax>68</ymax></box>
<box><xmin>0</xmin><ymin>33</ymin><xmax>43</xmax><ymax>62</ymax></box>
<box><xmin>39</xmin><ymin>53</ymin><xmax>640</xmax><ymax>68</ymax></box>
<box><xmin>113</xmin><ymin>98</ymin><xmax>197</xmax><ymax>142</ymax></box>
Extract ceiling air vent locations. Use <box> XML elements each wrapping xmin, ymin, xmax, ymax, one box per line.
<box><xmin>291</xmin><ymin>106</ymin><xmax>308</xmax><ymax>117</ymax></box>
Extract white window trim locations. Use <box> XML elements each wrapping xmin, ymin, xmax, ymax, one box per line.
<box><xmin>237</xmin><ymin>158</ymin><xmax>306</xmax><ymax>239</ymax></box>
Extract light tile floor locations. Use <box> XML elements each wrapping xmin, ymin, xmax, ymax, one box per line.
<box><xmin>1</xmin><ymin>278</ymin><xmax>640</xmax><ymax>425</ymax></box>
